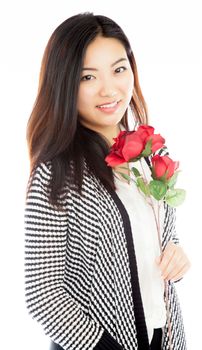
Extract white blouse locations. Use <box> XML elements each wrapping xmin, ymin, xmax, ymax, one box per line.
<box><xmin>113</xmin><ymin>135</ymin><xmax>167</xmax><ymax>344</ymax></box>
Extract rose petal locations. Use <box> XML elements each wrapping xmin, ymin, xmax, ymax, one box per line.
<box><xmin>105</xmin><ymin>153</ymin><xmax>125</xmax><ymax>167</ymax></box>
<box><xmin>151</xmin><ymin>155</ymin><xmax>167</xmax><ymax>178</ymax></box>
<box><xmin>122</xmin><ymin>133</ymin><xmax>144</xmax><ymax>160</ymax></box>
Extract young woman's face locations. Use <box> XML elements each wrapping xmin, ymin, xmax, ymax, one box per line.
<box><xmin>77</xmin><ymin>36</ymin><xmax>134</xmax><ymax>134</ymax></box>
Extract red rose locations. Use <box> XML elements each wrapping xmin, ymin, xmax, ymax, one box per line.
<box><xmin>105</xmin><ymin>130</ymin><xmax>144</xmax><ymax>166</ymax></box>
<box><xmin>105</xmin><ymin>124</ymin><xmax>166</xmax><ymax>167</ymax></box>
<box><xmin>151</xmin><ymin>155</ymin><xmax>179</xmax><ymax>180</ymax></box>
<box><xmin>121</xmin><ymin>132</ymin><xmax>144</xmax><ymax>161</ymax></box>
<box><xmin>136</xmin><ymin>125</ymin><xmax>155</xmax><ymax>143</ymax></box>
<box><xmin>105</xmin><ymin>131</ymin><xmax>127</xmax><ymax>166</ymax></box>
<box><xmin>146</xmin><ymin>134</ymin><xmax>165</xmax><ymax>153</ymax></box>
<box><xmin>136</xmin><ymin>125</ymin><xmax>165</xmax><ymax>153</ymax></box>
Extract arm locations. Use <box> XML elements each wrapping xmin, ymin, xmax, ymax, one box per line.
<box><xmin>24</xmin><ymin>162</ymin><xmax>123</xmax><ymax>350</ymax></box>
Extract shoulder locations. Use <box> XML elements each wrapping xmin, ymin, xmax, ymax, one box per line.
<box><xmin>26</xmin><ymin>161</ymin><xmax>54</xmax><ymax>198</ymax></box>
<box><xmin>30</xmin><ymin>161</ymin><xmax>52</xmax><ymax>183</ymax></box>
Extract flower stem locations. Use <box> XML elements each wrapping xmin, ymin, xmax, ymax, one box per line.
<box><xmin>139</xmin><ymin>158</ymin><xmax>172</xmax><ymax>349</ymax></box>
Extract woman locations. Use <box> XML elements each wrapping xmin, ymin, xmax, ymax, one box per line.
<box><xmin>24</xmin><ymin>12</ymin><xmax>190</xmax><ymax>350</ymax></box>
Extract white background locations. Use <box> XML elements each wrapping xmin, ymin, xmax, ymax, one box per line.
<box><xmin>0</xmin><ymin>1</ymin><xmax>201</xmax><ymax>349</ymax></box>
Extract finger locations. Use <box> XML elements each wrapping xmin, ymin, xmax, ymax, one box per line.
<box><xmin>161</xmin><ymin>254</ymin><xmax>183</xmax><ymax>280</ymax></box>
<box><xmin>159</xmin><ymin>244</ymin><xmax>176</xmax><ymax>275</ymax></box>
<box><xmin>164</xmin><ymin>255</ymin><xmax>188</xmax><ymax>280</ymax></box>
<box><xmin>170</xmin><ymin>262</ymin><xmax>191</xmax><ymax>282</ymax></box>
<box><xmin>163</xmin><ymin>248</ymin><xmax>191</xmax><ymax>280</ymax></box>
<box><xmin>160</xmin><ymin>242</ymin><xmax>184</xmax><ymax>276</ymax></box>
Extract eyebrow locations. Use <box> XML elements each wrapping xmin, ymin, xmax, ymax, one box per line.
<box><xmin>81</xmin><ymin>58</ymin><xmax>128</xmax><ymax>71</ymax></box>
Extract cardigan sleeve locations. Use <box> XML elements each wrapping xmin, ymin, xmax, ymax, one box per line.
<box><xmin>24</xmin><ymin>162</ymin><xmax>123</xmax><ymax>350</ymax></box>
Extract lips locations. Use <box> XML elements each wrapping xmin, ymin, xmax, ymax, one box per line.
<box><xmin>96</xmin><ymin>100</ymin><xmax>121</xmax><ymax>108</ymax></box>
<box><xmin>95</xmin><ymin>100</ymin><xmax>121</xmax><ymax>114</ymax></box>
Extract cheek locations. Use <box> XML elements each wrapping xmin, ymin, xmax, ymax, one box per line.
<box><xmin>120</xmin><ymin>72</ymin><xmax>134</xmax><ymax>97</ymax></box>
<box><xmin>77</xmin><ymin>86</ymin><xmax>95</xmax><ymax>111</ymax></box>
<box><xmin>128</xmin><ymin>72</ymin><xmax>135</xmax><ymax>92</ymax></box>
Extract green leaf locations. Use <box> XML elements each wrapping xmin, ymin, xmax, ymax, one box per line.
<box><xmin>165</xmin><ymin>189</ymin><xmax>186</xmax><ymax>207</ymax></box>
<box><xmin>141</xmin><ymin>139</ymin><xmax>152</xmax><ymax>157</ymax></box>
<box><xmin>136</xmin><ymin>177</ymin><xmax>150</xmax><ymax>196</ymax></box>
<box><xmin>131</xmin><ymin>166</ymin><xmax>141</xmax><ymax>178</ymax></box>
<box><xmin>115</xmin><ymin>171</ymin><xmax>131</xmax><ymax>182</ymax></box>
<box><xmin>167</xmin><ymin>171</ymin><xmax>179</xmax><ymax>189</ymax></box>
<box><xmin>149</xmin><ymin>180</ymin><xmax>167</xmax><ymax>200</ymax></box>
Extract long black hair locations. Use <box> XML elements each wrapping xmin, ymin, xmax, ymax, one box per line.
<box><xmin>26</xmin><ymin>12</ymin><xmax>148</xmax><ymax>207</ymax></box>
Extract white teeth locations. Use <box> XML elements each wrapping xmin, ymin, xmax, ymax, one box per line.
<box><xmin>98</xmin><ymin>101</ymin><xmax>118</xmax><ymax>108</ymax></box>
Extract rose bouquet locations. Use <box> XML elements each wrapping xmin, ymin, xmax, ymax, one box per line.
<box><xmin>105</xmin><ymin>124</ymin><xmax>186</xmax><ymax>349</ymax></box>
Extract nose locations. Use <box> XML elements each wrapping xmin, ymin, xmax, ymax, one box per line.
<box><xmin>99</xmin><ymin>80</ymin><xmax>117</xmax><ymax>98</ymax></box>
<box><xmin>99</xmin><ymin>89</ymin><xmax>117</xmax><ymax>98</ymax></box>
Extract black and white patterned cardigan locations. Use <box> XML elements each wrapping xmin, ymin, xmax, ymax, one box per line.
<box><xmin>24</xmin><ymin>150</ymin><xmax>187</xmax><ymax>350</ymax></box>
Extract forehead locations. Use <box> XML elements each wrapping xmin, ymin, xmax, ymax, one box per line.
<box><xmin>83</xmin><ymin>37</ymin><xmax>128</xmax><ymax>64</ymax></box>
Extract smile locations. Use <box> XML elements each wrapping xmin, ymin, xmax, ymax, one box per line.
<box><xmin>97</xmin><ymin>100</ymin><xmax>119</xmax><ymax>108</ymax></box>
<box><xmin>96</xmin><ymin>100</ymin><xmax>121</xmax><ymax>114</ymax></box>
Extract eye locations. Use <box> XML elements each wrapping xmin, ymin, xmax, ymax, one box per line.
<box><xmin>115</xmin><ymin>66</ymin><xmax>127</xmax><ymax>73</ymax></box>
<box><xmin>81</xmin><ymin>75</ymin><xmax>94</xmax><ymax>81</ymax></box>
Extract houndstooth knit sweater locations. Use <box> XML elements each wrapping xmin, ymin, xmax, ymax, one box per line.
<box><xmin>24</xmin><ymin>148</ymin><xmax>187</xmax><ymax>350</ymax></box>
